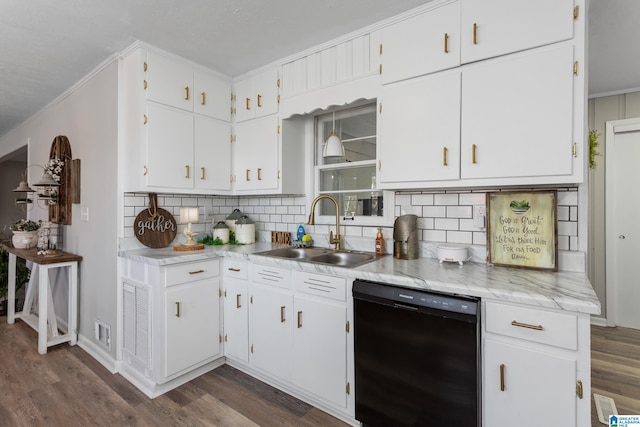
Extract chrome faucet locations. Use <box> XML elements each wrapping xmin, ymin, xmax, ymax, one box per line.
<box><xmin>308</xmin><ymin>194</ymin><xmax>342</xmax><ymax>250</ymax></box>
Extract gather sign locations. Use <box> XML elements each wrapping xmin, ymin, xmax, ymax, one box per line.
<box><xmin>134</xmin><ymin>207</ymin><xmax>177</xmax><ymax>248</ymax></box>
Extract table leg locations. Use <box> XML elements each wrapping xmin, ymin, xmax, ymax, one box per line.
<box><xmin>7</xmin><ymin>253</ymin><xmax>16</xmax><ymax>324</ymax></box>
<box><xmin>38</xmin><ymin>265</ymin><xmax>48</xmax><ymax>354</ymax></box>
<box><xmin>70</xmin><ymin>262</ymin><xmax>78</xmax><ymax>345</ymax></box>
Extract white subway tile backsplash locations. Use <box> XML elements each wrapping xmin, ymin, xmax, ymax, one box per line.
<box><xmin>446</xmin><ymin>231</ymin><xmax>473</xmax><ymax>244</ymax></box>
<box><xmin>411</xmin><ymin>194</ymin><xmax>434</xmax><ymax>206</ymax></box>
<box><xmin>423</xmin><ymin>206</ymin><xmax>446</xmax><ymax>218</ymax></box>
<box><xmin>447</xmin><ymin>206</ymin><xmax>473</xmax><ymax>218</ymax></box>
<box><xmin>123</xmin><ymin>185</ymin><xmax>581</xmax><ymax>260</ymax></box>
<box><xmin>434</xmin><ymin>193</ymin><xmax>459</xmax><ymax>205</ymax></box>
<box><xmin>435</xmin><ymin>218</ymin><xmax>459</xmax><ymax>230</ymax></box>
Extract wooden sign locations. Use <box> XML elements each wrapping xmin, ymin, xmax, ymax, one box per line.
<box><xmin>133</xmin><ymin>194</ymin><xmax>177</xmax><ymax>248</ymax></box>
<box><xmin>487</xmin><ymin>190</ymin><xmax>558</xmax><ymax>271</ymax></box>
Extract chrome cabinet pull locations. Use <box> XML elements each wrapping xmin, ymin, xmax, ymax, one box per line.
<box><xmin>511</xmin><ymin>320</ymin><xmax>543</xmax><ymax>331</ymax></box>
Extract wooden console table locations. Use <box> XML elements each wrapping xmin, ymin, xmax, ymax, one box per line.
<box><xmin>6</xmin><ymin>247</ymin><xmax>82</xmax><ymax>354</ymax></box>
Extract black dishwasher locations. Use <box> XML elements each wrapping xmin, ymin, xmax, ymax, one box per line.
<box><xmin>353</xmin><ymin>279</ymin><xmax>480</xmax><ymax>426</ymax></box>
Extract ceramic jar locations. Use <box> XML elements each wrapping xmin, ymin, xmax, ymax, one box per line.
<box><xmin>235</xmin><ymin>215</ymin><xmax>255</xmax><ymax>244</ymax></box>
<box><xmin>213</xmin><ymin>221</ymin><xmax>230</xmax><ymax>244</ymax></box>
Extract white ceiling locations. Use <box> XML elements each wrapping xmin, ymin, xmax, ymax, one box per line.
<box><xmin>1</xmin><ymin>0</ymin><xmax>638</xmax><ymax>155</ymax></box>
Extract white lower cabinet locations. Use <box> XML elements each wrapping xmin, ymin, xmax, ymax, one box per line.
<box><xmin>245</xmin><ymin>264</ymin><xmax>350</xmax><ymax>414</ymax></box>
<box><xmin>119</xmin><ymin>257</ymin><xmax>223</xmax><ymax>397</ymax></box>
<box><xmin>482</xmin><ymin>300</ymin><xmax>590</xmax><ymax>427</ymax></box>
<box><xmin>165</xmin><ymin>278</ymin><xmax>221</xmax><ymax>377</ymax></box>
<box><xmin>222</xmin><ymin>259</ymin><xmax>249</xmax><ymax>363</ymax></box>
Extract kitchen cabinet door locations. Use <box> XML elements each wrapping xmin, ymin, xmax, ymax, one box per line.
<box><xmin>461</xmin><ymin>44</ymin><xmax>575</xmax><ymax>180</ymax></box>
<box><xmin>145</xmin><ymin>51</ymin><xmax>193</xmax><ymax>111</ymax></box>
<box><xmin>484</xmin><ymin>339</ymin><xmax>577</xmax><ymax>427</ymax></box>
<box><xmin>460</xmin><ymin>0</ymin><xmax>575</xmax><ymax>64</ymax></box>
<box><xmin>234</xmin><ymin>67</ymin><xmax>280</xmax><ymax>122</ymax></box>
<box><xmin>380</xmin><ymin>2</ymin><xmax>460</xmax><ymax>85</ymax></box>
<box><xmin>233</xmin><ymin>115</ymin><xmax>279</xmax><ymax>192</ymax></box>
<box><xmin>249</xmin><ymin>284</ymin><xmax>294</xmax><ymax>382</ymax></box>
<box><xmin>293</xmin><ymin>294</ymin><xmax>347</xmax><ymax>407</ymax></box>
<box><xmin>194</xmin><ymin>116</ymin><xmax>231</xmax><ymax>191</ymax></box>
<box><xmin>378</xmin><ymin>69</ymin><xmax>461</xmax><ymax>187</ymax></box>
<box><xmin>165</xmin><ymin>278</ymin><xmax>221</xmax><ymax>378</ymax></box>
<box><xmin>193</xmin><ymin>71</ymin><xmax>231</xmax><ymax>121</ymax></box>
<box><xmin>144</xmin><ymin>102</ymin><xmax>194</xmax><ymax>189</ymax></box>
<box><xmin>223</xmin><ymin>277</ymin><xmax>249</xmax><ymax>362</ymax></box>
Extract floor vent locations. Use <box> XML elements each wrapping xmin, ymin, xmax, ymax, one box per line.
<box><xmin>594</xmin><ymin>393</ymin><xmax>618</xmax><ymax>425</ymax></box>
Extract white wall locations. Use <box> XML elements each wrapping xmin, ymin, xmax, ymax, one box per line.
<box><xmin>0</xmin><ymin>60</ymin><xmax>119</xmax><ymax>361</ymax></box>
<box><xmin>588</xmin><ymin>91</ymin><xmax>640</xmax><ymax>319</ymax></box>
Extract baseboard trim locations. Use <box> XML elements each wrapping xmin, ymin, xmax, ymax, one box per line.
<box><xmin>591</xmin><ymin>316</ymin><xmax>608</xmax><ymax>327</ymax></box>
<box><xmin>77</xmin><ymin>336</ymin><xmax>118</xmax><ymax>373</ymax></box>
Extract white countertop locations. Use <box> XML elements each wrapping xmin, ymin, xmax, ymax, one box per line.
<box><xmin>119</xmin><ymin>243</ymin><xmax>601</xmax><ymax>315</ymax></box>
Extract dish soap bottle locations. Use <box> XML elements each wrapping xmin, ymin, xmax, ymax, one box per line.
<box><xmin>375</xmin><ymin>228</ymin><xmax>385</xmax><ymax>255</ymax></box>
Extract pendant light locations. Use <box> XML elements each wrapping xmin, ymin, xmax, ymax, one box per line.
<box><xmin>323</xmin><ymin>111</ymin><xmax>345</xmax><ymax>159</ymax></box>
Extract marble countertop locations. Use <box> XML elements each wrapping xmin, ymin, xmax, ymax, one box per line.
<box><xmin>120</xmin><ymin>243</ymin><xmax>601</xmax><ymax>315</ymax></box>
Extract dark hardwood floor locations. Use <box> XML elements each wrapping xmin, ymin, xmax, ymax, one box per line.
<box><xmin>1</xmin><ymin>317</ymin><xmax>639</xmax><ymax>426</ymax></box>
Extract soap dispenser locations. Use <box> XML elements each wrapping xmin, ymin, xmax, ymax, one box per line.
<box><xmin>375</xmin><ymin>228</ymin><xmax>385</xmax><ymax>255</ymax></box>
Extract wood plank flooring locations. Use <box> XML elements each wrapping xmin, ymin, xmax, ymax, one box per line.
<box><xmin>0</xmin><ymin>319</ymin><xmax>349</xmax><ymax>427</ymax></box>
<box><xmin>1</xmin><ymin>318</ymin><xmax>639</xmax><ymax>426</ymax></box>
<box><xmin>591</xmin><ymin>325</ymin><xmax>640</xmax><ymax>425</ymax></box>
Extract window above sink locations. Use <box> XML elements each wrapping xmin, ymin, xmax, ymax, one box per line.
<box><xmin>312</xmin><ymin>102</ymin><xmax>394</xmax><ymax>227</ymax></box>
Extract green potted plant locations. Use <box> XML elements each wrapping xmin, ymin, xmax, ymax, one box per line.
<box><xmin>9</xmin><ymin>219</ymin><xmax>41</xmax><ymax>249</ymax></box>
<box><xmin>0</xmin><ymin>247</ymin><xmax>31</xmax><ymax>315</ymax></box>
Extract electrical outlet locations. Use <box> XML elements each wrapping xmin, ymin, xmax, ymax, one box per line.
<box><xmin>473</xmin><ymin>206</ymin><xmax>486</xmax><ymax>229</ymax></box>
<box><xmin>81</xmin><ymin>206</ymin><xmax>89</xmax><ymax>222</ymax></box>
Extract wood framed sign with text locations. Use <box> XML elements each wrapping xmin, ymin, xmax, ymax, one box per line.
<box><xmin>487</xmin><ymin>190</ymin><xmax>558</xmax><ymax>271</ymax></box>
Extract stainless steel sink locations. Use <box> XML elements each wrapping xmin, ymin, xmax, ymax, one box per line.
<box><xmin>256</xmin><ymin>247</ymin><xmax>331</xmax><ymax>259</ymax></box>
<box><xmin>256</xmin><ymin>247</ymin><xmax>378</xmax><ymax>268</ymax></box>
<box><xmin>307</xmin><ymin>251</ymin><xmax>377</xmax><ymax>268</ymax></box>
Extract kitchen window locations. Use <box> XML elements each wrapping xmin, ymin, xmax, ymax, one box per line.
<box><xmin>312</xmin><ymin>103</ymin><xmax>393</xmax><ymax>226</ymax></box>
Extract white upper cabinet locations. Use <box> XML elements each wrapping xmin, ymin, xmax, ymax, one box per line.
<box><xmin>194</xmin><ymin>116</ymin><xmax>231</xmax><ymax>191</ymax></box>
<box><xmin>460</xmin><ymin>44</ymin><xmax>576</xmax><ymax>181</ymax></box>
<box><xmin>144</xmin><ymin>102</ymin><xmax>194</xmax><ymax>189</ymax></box>
<box><xmin>378</xmin><ymin>69</ymin><xmax>461</xmax><ymax>187</ymax></box>
<box><xmin>460</xmin><ymin>0</ymin><xmax>576</xmax><ymax>64</ymax></box>
<box><xmin>234</xmin><ymin>67</ymin><xmax>280</xmax><ymax>123</ymax></box>
<box><xmin>379</xmin><ymin>1</ymin><xmax>460</xmax><ymax>85</ymax></box>
<box><xmin>194</xmin><ymin>71</ymin><xmax>232</xmax><ymax>121</ymax></box>
<box><xmin>145</xmin><ymin>51</ymin><xmax>231</xmax><ymax>121</ymax></box>
<box><xmin>233</xmin><ymin>115</ymin><xmax>280</xmax><ymax>192</ymax></box>
<box><xmin>145</xmin><ymin>51</ymin><xmax>194</xmax><ymax>111</ymax></box>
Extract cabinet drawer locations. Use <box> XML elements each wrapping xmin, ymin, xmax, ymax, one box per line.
<box><xmin>164</xmin><ymin>259</ymin><xmax>219</xmax><ymax>287</ymax></box>
<box><xmin>484</xmin><ymin>301</ymin><xmax>577</xmax><ymax>350</ymax></box>
<box><xmin>294</xmin><ymin>272</ymin><xmax>346</xmax><ymax>302</ymax></box>
<box><xmin>250</xmin><ymin>264</ymin><xmax>291</xmax><ymax>289</ymax></box>
<box><xmin>223</xmin><ymin>259</ymin><xmax>248</xmax><ymax>280</ymax></box>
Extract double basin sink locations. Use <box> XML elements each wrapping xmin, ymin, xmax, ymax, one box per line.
<box><xmin>255</xmin><ymin>246</ymin><xmax>379</xmax><ymax>268</ymax></box>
